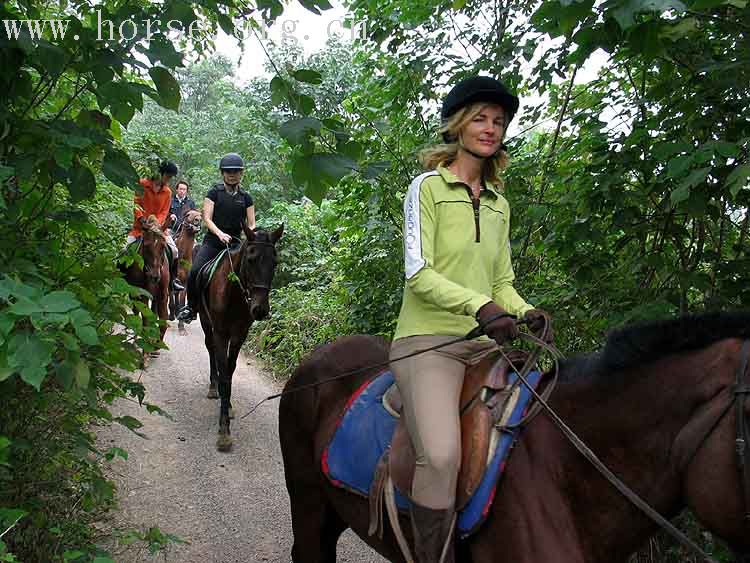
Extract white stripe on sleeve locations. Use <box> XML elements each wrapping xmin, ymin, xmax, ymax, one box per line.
<box><xmin>403</xmin><ymin>171</ymin><xmax>438</xmax><ymax>279</ymax></box>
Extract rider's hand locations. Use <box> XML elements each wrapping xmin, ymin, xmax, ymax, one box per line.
<box><xmin>217</xmin><ymin>231</ymin><xmax>232</xmax><ymax>244</ymax></box>
<box><xmin>523</xmin><ymin>308</ymin><xmax>554</xmax><ymax>343</ymax></box>
<box><xmin>170</xmin><ymin>214</ymin><xmax>177</xmax><ymax>223</ymax></box>
<box><xmin>476</xmin><ymin>301</ymin><xmax>519</xmax><ymax>346</ymax></box>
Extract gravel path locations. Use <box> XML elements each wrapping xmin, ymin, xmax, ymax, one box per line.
<box><xmin>99</xmin><ymin>322</ymin><xmax>388</xmax><ymax>563</ymax></box>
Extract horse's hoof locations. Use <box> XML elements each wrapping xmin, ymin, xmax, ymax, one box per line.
<box><xmin>207</xmin><ymin>385</ymin><xmax>219</xmax><ymax>399</ymax></box>
<box><xmin>216</xmin><ymin>434</ymin><xmax>232</xmax><ymax>452</ymax></box>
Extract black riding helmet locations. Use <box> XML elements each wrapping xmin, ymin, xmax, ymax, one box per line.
<box><xmin>159</xmin><ymin>160</ymin><xmax>178</xmax><ymax>176</ymax></box>
<box><xmin>441</xmin><ymin>76</ymin><xmax>520</xmax><ymax>143</ymax></box>
<box><xmin>219</xmin><ymin>153</ymin><xmax>245</xmax><ymax>171</ymax></box>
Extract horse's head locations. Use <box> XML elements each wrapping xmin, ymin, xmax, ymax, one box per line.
<box><xmin>183</xmin><ymin>209</ymin><xmax>202</xmax><ymax>235</ymax></box>
<box><xmin>239</xmin><ymin>223</ymin><xmax>283</xmax><ymax>321</ymax></box>
<box><xmin>670</xmin><ymin>338</ymin><xmax>750</xmax><ymax>557</ymax></box>
<box><xmin>141</xmin><ymin>215</ymin><xmax>167</xmax><ymax>285</ymax></box>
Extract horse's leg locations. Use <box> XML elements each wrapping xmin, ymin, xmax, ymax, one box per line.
<box><xmin>157</xmin><ymin>267</ymin><xmax>169</xmax><ymax>342</ymax></box>
<box><xmin>212</xmin><ymin>329</ymin><xmax>233</xmax><ymax>451</ymax></box>
<box><xmin>177</xmin><ymin>289</ymin><xmax>186</xmax><ymax>334</ymax></box>
<box><xmin>200</xmin><ymin>314</ymin><xmax>219</xmax><ymax>399</ymax></box>
<box><xmin>140</xmin><ymin>295</ymin><xmax>151</xmax><ymax>365</ymax></box>
<box><xmin>224</xmin><ymin>327</ymin><xmax>249</xmax><ymax>420</ymax></box>
<box><xmin>280</xmin><ymin>411</ymin><xmax>347</xmax><ymax>563</ymax></box>
<box><xmin>168</xmin><ymin>288</ymin><xmax>176</xmax><ymax>321</ymax></box>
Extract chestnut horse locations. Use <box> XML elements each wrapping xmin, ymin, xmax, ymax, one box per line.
<box><xmin>279</xmin><ymin>311</ymin><xmax>750</xmax><ymax>562</ymax></box>
<box><xmin>120</xmin><ymin>215</ymin><xmax>170</xmax><ymax>353</ymax></box>
<box><xmin>170</xmin><ymin>209</ymin><xmax>202</xmax><ymax>331</ymax></box>
<box><xmin>199</xmin><ymin>224</ymin><xmax>283</xmax><ymax>451</ymax></box>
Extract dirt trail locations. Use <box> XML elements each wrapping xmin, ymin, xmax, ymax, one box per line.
<box><xmin>99</xmin><ymin>323</ymin><xmax>388</xmax><ymax>563</ymax></box>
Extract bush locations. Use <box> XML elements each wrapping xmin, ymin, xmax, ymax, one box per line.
<box><xmin>246</xmin><ymin>283</ymin><xmax>352</xmax><ymax>378</ymax></box>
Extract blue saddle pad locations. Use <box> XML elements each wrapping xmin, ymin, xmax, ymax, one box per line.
<box><xmin>323</xmin><ymin>368</ymin><xmax>543</xmax><ymax>538</ymax></box>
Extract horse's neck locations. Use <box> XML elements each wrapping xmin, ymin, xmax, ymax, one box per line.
<box><xmin>497</xmin><ymin>356</ymin><xmax>712</xmax><ymax>561</ymax></box>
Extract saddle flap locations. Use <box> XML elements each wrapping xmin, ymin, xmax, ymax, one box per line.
<box><xmin>457</xmin><ymin>403</ymin><xmax>493</xmax><ymax>509</ymax></box>
<box><xmin>196</xmin><ymin>249</ymin><xmax>228</xmax><ymax>294</ymax></box>
<box><xmin>389</xmin><ymin>418</ymin><xmax>417</xmax><ymax>499</ymax></box>
<box><xmin>387</xmin><ymin>350</ymin><xmax>531</xmax><ymax>509</ymax></box>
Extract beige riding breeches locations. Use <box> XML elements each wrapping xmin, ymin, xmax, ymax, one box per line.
<box><xmin>389</xmin><ymin>335</ymin><xmax>497</xmax><ymax>509</ymax></box>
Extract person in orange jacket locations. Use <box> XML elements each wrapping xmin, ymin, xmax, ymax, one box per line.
<box><xmin>125</xmin><ymin>161</ymin><xmax>184</xmax><ymax>291</ymax></box>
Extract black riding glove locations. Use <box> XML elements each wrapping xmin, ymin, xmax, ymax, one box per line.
<box><xmin>476</xmin><ymin>302</ymin><xmax>519</xmax><ymax>346</ymax></box>
<box><xmin>523</xmin><ymin>308</ymin><xmax>554</xmax><ymax>343</ymax></box>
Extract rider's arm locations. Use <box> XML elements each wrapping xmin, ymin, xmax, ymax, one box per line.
<box><xmin>245</xmin><ymin>206</ymin><xmax>256</xmax><ymax>230</ymax></box>
<box><xmin>133</xmin><ymin>179</ymin><xmax>149</xmax><ymax>225</ymax></box>
<box><xmin>403</xmin><ymin>178</ymin><xmax>491</xmax><ymax>318</ymax></box>
<box><xmin>202</xmin><ymin>198</ymin><xmax>223</xmax><ymax>237</ymax></box>
<box><xmin>491</xmin><ymin>201</ymin><xmax>533</xmax><ymax>318</ymax></box>
<box><xmin>155</xmin><ymin>187</ymin><xmax>172</xmax><ymax>228</ymax></box>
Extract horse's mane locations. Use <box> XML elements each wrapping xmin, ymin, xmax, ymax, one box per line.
<box><xmin>142</xmin><ymin>215</ymin><xmax>165</xmax><ymax>241</ymax></box>
<box><xmin>561</xmin><ymin>310</ymin><xmax>750</xmax><ymax>381</ymax></box>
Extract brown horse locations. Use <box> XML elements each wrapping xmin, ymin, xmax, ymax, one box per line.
<box><xmin>279</xmin><ymin>311</ymin><xmax>750</xmax><ymax>562</ymax></box>
<box><xmin>171</xmin><ymin>209</ymin><xmax>202</xmax><ymax>331</ymax></box>
<box><xmin>199</xmin><ymin>223</ymin><xmax>283</xmax><ymax>451</ymax></box>
<box><xmin>121</xmin><ymin>215</ymin><xmax>170</xmax><ymax>354</ymax></box>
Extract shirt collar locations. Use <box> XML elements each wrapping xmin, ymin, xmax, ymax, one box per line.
<box><xmin>436</xmin><ymin>164</ymin><xmax>500</xmax><ymax>198</ymax></box>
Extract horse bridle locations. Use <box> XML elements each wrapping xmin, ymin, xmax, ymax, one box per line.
<box><xmin>225</xmin><ymin>239</ymin><xmax>277</xmax><ymax>310</ymax></box>
<box><xmin>733</xmin><ymin>340</ymin><xmax>750</xmax><ymax>527</ymax></box>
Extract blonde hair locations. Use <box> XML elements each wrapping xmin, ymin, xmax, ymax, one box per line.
<box><xmin>418</xmin><ymin>103</ymin><xmax>510</xmax><ymax>187</ymax></box>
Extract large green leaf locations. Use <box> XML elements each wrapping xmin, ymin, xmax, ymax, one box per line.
<box><xmin>37</xmin><ymin>40</ymin><xmax>67</xmax><ymax>77</ymax></box>
<box><xmin>296</xmin><ymin>0</ymin><xmax>333</xmax><ymax>14</ymax></box>
<box><xmin>292</xmin><ymin>69</ymin><xmax>323</xmax><ymax>84</ymax></box>
<box><xmin>727</xmin><ymin>163</ymin><xmax>750</xmax><ymax>197</ymax></box>
<box><xmin>149</xmin><ymin>67</ymin><xmax>181</xmax><ymax>111</ymax></box>
<box><xmin>40</xmin><ymin>291</ymin><xmax>80</xmax><ymax>313</ymax></box>
<box><xmin>102</xmin><ymin>148</ymin><xmax>138</xmax><ymax>188</ymax></box>
<box><xmin>610</xmin><ymin>0</ymin><xmax>686</xmax><ymax>29</ymax></box>
<box><xmin>294</xmin><ymin>153</ymin><xmax>358</xmax><ymax>204</ymax></box>
<box><xmin>8</xmin><ymin>332</ymin><xmax>54</xmax><ymax>390</ymax></box>
<box><xmin>73</xmin><ymin>357</ymin><xmax>90</xmax><ymax>388</ymax></box>
<box><xmin>68</xmin><ymin>164</ymin><xmax>96</xmax><ymax>202</ymax></box>
<box><xmin>279</xmin><ymin>117</ymin><xmax>322</xmax><ymax>146</ymax></box>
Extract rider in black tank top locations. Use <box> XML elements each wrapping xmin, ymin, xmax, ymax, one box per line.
<box><xmin>177</xmin><ymin>153</ymin><xmax>255</xmax><ymax>322</ymax></box>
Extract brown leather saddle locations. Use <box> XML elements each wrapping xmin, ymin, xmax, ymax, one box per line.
<box><xmin>370</xmin><ymin>349</ymin><xmax>530</xmax><ymax>525</ymax></box>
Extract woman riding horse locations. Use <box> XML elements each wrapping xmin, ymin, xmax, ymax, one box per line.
<box><xmin>389</xmin><ymin>76</ymin><xmax>552</xmax><ymax>562</ymax></box>
<box><xmin>125</xmin><ymin>160</ymin><xmax>184</xmax><ymax>293</ymax></box>
<box><xmin>279</xmin><ymin>312</ymin><xmax>750</xmax><ymax>563</ymax></box>
<box><xmin>177</xmin><ymin>152</ymin><xmax>255</xmax><ymax>323</ymax></box>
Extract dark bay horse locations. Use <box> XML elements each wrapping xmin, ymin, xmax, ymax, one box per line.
<box><xmin>171</xmin><ymin>209</ymin><xmax>202</xmax><ymax>331</ymax></box>
<box><xmin>121</xmin><ymin>215</ymin><xmax>170</xmax><ymax>354</ymax></box>
<box><xmin>279</xmin><ymin>311</ymin><xmax>750</xmax><ymax>562</ymax></box>
<box><xmin>199</xmin><ymin>224</ymin><xmax>283</xmax><ymax>451</ymax></box>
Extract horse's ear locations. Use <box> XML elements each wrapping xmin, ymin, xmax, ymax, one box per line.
<box><xmin>271</xmin><ymin>223</ymin><xmax>284</xmax><ymax>244</ymax></box>
<box><xmin>243</xmin><ymin>222</ymin><xmax>255</xmax><ymax>241</ymax></box>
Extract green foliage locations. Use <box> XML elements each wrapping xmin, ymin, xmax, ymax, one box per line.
<box><xmin>0</xmin><ymin>0</ymin><xmax>263</xmax><ymax>558</ymax></box>
<box><xmin>125</xmin><ymin>54</ymin><xmax>303</xmax><ymax>211</ymax></box>
<box><xmin>249</xmin><ymin>284</ymin><xmax>353</xmax><ymax>377</ymax></box>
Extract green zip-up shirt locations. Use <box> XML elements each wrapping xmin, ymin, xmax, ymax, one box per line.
<box><xmin>393</xmin><ymin>165</ymin><xmax>533</xmax><ymax>340</ymax></box>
